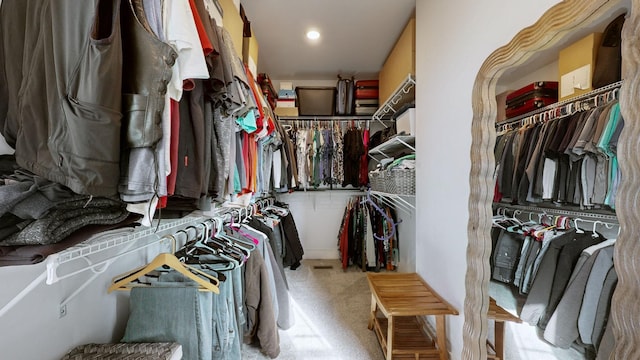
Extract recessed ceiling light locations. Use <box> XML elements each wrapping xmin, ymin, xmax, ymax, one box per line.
<box><xmin>306</xmin><ymin>30</ymin><xmax>320</xmax><ymax>40</ymax></box>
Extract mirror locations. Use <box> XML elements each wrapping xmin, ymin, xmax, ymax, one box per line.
<box><xmin>464</xmin><ymin>0</ymin><xmax>637</xmax><ymax>358</ymax></box>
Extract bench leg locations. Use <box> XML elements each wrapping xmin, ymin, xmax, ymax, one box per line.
<box><xmin>387</xmin><ymin>315</ymin><xmax>394</xmax><ymax>360</ymax></box>
<box><xmin>435</xmin><ymin>315</ymin><xmax>448</xmax><ymax>360</ymax></box>
<box><xmin>495</xmin><ymin>321</ymin><xmax>505</xmax><ymax>360</ymax></box>
<box><xmin>369</xmin><ymin>294</ymin><xmax>377</xmax><ymax>330</ymax></box>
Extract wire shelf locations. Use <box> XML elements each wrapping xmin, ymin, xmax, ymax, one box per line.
<box><xmin>52</xmin><ymin>215</ymin><xmax>207</xmax><ymax>266</ymax></box>
<box><xmin>372</xmin><ymin>74</ymin><xmax>416</xmax><ymax>125</ymax></box>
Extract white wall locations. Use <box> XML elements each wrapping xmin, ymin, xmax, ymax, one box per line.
<box><xmin>276</xmin><ymin>190</ymin><xmax>363</xmax><ymax>259</ymax></box>
<box><xmin>497</xmin><ymin>60</ymin><xmax>559</xmax><ymax>94</ymax></box>
<box><xmin>395</xmin><ymin>203</ymin><xmax>416</xmax><ymax>272</ymax></box>
<box><xmin>415</xmin><ymin>1</ymin><xmax>560</xmax><ymax>358</ymax></box>
<box><xmin>0</xmin><ymin>237</ymin><xmax>169</xmax><ymax>359</ymax></box>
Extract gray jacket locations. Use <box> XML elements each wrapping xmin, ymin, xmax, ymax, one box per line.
<box><xmin>0</xmin><ymin>0</ymin><xmax>123</xmax><ymax>196</ymax></box>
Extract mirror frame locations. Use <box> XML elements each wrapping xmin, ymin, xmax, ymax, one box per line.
<box><xmin>463</xmin><ymin>0</ymin><xmax>638</xmax><ymax>358</ymax></box>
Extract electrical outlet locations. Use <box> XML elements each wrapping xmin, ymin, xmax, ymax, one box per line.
<box><xmin>59</xmin><ymin>304</ymin><xmax>67</xmax><ymax>318</ymax></box>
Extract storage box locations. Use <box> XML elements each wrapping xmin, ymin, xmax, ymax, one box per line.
<box><xmin>278</xmin><ymin>89</ymin><xmax>296</xmax><ymax>99</ymax></box>
<box><xmin>221</xmin><ymin>0</ymin><xmax>244</xmax><ymax>57</ymax></box>
<box><xmin>496</xmin><ymin>90</ymin><xmax>512</xmax><ymax>123</ymax></box>
<box><xmin>558</xmin><ymin>32</ymin><xmax>602</xmax><ymax>100</ymax></box>
<box><xmin>385</xmin><ymin>167</ymin><xmax>415</xmax><ymax>195</ymax></box>
<box><xmin>274</xmin><ymin>107</ymin><xmax>299</xmax><ymax>117</ymax></box>
<box><xmin>378</xmin><ymin>17</ymin><xmax>415</xmax><ymax>105</ymax></box>
<box><xmin>396</xmin><ymin>108</ymin><xmax>415</xmax><ymax>136</ymax></box>
<box><xmin>276</xmin><ymin>99</ymin><xmax>296</xmax><ymax>108</ymax></box>
<box><xmin>242</xmin><ymin>35</ymin><xmax>259</xmax><ymax>75</ymax></box>
<box><xmin>354</xmin><ymin>99</ymin><xmax>378</xmax><ymax>115</ymax></box>
<box><xmin>295</xmin><ymin>87</ymin><xmax>336</xmax><ymax>116</ymax></box>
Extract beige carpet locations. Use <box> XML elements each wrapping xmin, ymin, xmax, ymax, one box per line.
<box><xmin>241</xmin><ymin>259</ymin><xmax>386</xmax><ymax>360</ymax></box>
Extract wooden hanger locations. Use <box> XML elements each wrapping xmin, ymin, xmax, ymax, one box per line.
<box><xmin>108</xmin><ymin>252</ymin><xmax>220</xmax><ymax>294</ymax></box>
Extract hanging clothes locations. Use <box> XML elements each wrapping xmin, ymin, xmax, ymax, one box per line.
<box><xmin>495</xmin><ymin>100</ymin><xmax>623</xmax><ymax>210</ymax></box>
<box><xmin>337</xmin><ymin>195</ymin><xmax>398</xmax><ymax>271</ymax></box>
<box><xmin>342</xmin><ymin>127</ymin><xmax>365</xmax><ymax>188</ymax></box>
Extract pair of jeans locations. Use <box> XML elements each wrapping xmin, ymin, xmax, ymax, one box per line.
<box><xmin>121</xmin><ymin>285</ymin><xmax>213</xmax><ymax>360</ymax></box>
<box><xmin>156</xmin><ymin>265</ymin><xmax>241</xmax><ymax>360</ymax></box>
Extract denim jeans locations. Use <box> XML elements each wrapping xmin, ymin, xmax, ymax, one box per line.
<box><xmin>156</xmin><ymin>266</ymin><xmax>242</xmax><ymax>360</ymax></box>
<box><xmin>121</xmin><ymin>286</ymin><xmax>213</xmax><ymax>360</ymax></box>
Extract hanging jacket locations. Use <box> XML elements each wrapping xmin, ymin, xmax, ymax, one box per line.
<box><xmin>0</xmin><ymin>0</ymin><xmax>123</xmax><ymax>196</ymax></box>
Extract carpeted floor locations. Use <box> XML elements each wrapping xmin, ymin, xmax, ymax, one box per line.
<box><xmin>242</xmin><ymin>260</ymin><xmax>589</xmax><ymax>360</ymax></box>
<box><xmin>241</xmin><ymin>259</ymin><xmax>385</xmax><ymax>360</ymax></box>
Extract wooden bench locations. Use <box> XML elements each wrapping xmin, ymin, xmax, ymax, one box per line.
<box><xmin>486</xmin><ymin>297</ymin><xmax>522</xmax><ymax>360</ymax></box>
<box><xmin>366</xmin><ymin>272</ymin><xmax>459</xmax><ymax>360</ymax></box>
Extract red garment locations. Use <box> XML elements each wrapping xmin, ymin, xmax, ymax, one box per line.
<box><xmin>188</xmin><ymin>0</ymin><xmax>213</xmax><ymax>56</ymax></box>
<box><xmin>494</xmin><ymin>182</ymin><xmax>503</xmax><ymax>202</ymax></box>
<box><xmin>167</xmin><ymin>100</ymin><xmax>181</xmax><ymax>195</ymax></box>
<box><xmin>241</xmin><ymin>131</ymin><xmax>258</xmax><ymax>193</ymax></box>
<box><xmin>339</xmin><ymin>208</ymin><xmax>351</xmax><ymax>270</ymax></box>
<box><xmin>158</xmin><ymin>100</ymin><xmax>181</xmax><ymax>209</ymax></box>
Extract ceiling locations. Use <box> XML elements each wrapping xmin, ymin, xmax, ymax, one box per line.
<box><xmin>240</xmin><ymin>0</ymin><xmax>416</xmax><ymax>80</ymax></box>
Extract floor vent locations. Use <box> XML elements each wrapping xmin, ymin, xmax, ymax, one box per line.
<box><xmin>313</xmin><ymin>265</ymin><xmax>334</xmax><ymax>269</ymax></box>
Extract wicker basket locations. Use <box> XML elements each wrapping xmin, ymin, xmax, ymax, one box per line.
<box><xmin>369</xmin><ymin>171</ymin><xmax>386</xmax><ymax>192</ymax></box>
<box><xmin>385</xmin><ymin>167</ymin><xmax>415</xmax><ymax>195</ymax></box>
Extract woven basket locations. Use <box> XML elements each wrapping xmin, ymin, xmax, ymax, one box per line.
<box><xmin>369</xmin><ymin>171</ymin><xmax>386</xmax><ymax>192</ymax></box>
<box><xmin>385</xmin><ymin>168</ymin><xmax>415</xmax><ymax>195</ymax></box>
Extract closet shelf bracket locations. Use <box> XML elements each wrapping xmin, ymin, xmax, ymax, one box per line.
<box><xmin>0</xmin><ymin>215</ymin><xmax>208</xmax><ymax>319</ymax></box>
<box><xmin>368</xmin><ymin>135</ymin><xmax>415</xmax><ymax>163</ymax></box>
<box><xmin>45</xmin><ymin>215</ymin><xmax>208</xmax><ymax>285</ymax></box>
<box><xmin>372</xmin><ymin>74</ymin><xmax>416</xmax><ymax>127</ymax></box>
<box><xmin>369</xmin><ymin>190</ymin><xmax>415</xmax><ymax>214</ymax></box>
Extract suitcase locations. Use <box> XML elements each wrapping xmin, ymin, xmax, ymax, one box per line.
<box><xmin>336</xmin><ymin>76</ymin><xmax>355</xmax><ymax>115</ymax></box>
<box><xmin>354</xmin><ymin>98</ymin><xmax>379</xmax><ymax>115</ymax></box>
<box><xmin>355</xmin><ymin>80</ymin><xmax>379</xmax><ymax>99</ymax></box>
<box><xmin>505</xmin><ymin>81</ymin><xmax>558</xmax><ymax>118</ymax></box>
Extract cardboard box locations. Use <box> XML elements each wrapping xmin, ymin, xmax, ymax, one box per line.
<box><xmin>378</xmin><ymin>17</ymin><xmax>415</xmax><ymax>105</ymax></box>
<box><xmin>242</xmin><ymin>35</ymin><xmax>259</xmax><ymax>75</ymax></box>
<box><xmin>221</xmin><ymin>0</ymin><xmax>244</xmax><ymax>57</ymax></box>
<box><xmin>495</xmin><ymin>90</ymin><xmax>512</xmax><ymax>123</ymax></box>
<box><xmin>558</xmin><ymin>32</ymin><xmax>602</xmax><ymax>100</ymax></box>
<box><xmin>396</xmin><ymin>107</ymin><xmax>415</xmax><ymax>136</ymax></box>
<box><xmin>275</xmin><ymin>107</ymin><xmax>299</xmax><ymax>117</ymax></box>
<box><xmin>280</xmin><ymin>82</ymin><xmax>293</xmax><ymax>91</ymax></box>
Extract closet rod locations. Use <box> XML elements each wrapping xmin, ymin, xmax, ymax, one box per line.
<box><xmin>496</xmin><ymin>80</ymin><xmax>623</xmax><ymax>131</ymax></box>
<box><xmin>278</xmin><ymin>116</ymin><xmax>374</xmax><ymax>121</ymax></box>
<box><xmin>493</xmin><ymin>203</ymin><xmax>618</xmax><ymax>222</ymax></box>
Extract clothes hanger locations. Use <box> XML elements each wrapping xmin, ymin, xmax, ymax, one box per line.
<box><xmin>215</xmin><ymin>216</ymin><xmax>256</xmax><ymax>252</ymax></box>
<box><xmin>177</xmin><ymin>221</ymin><xmax>241</xmax><ymax>271</ymax></box>
<box><xmin>226</xmin><ymin>216</ymin><xmax>260</xmax><ymax>245</ymax></box>
<box><xmin>108</xmin><ymin>252</ymin><xmax>220</xmax><ymax>294</ymax></box>
<box><xmin>591</xmin><ymin>220</ymin><xmax>614</xmax><ymax>238</ymax></box>
<box><xmin>361</xmin><ymin>191</ymin><xmax>400</xmax><ymax>241</ymax></box>
<box><xmin>573</xmin><ymin>218</ymin><xmax>585</xmax><ymax>234</ymax></box>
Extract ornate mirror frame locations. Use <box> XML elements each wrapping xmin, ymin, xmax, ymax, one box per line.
<box><xmin>463</xmin><ymin>0</ymin><xmax>639</xmax><ymax>358</ymax></box>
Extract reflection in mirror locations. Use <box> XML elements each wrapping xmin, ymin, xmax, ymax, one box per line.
<box><xmin>464</xmin><ymin>0</ymin><xmax>637</xmax><ymax>359</ymax></box>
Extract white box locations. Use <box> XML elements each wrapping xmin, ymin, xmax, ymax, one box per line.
<box><xmin>396</xmin><ymin>108</ymin><xmax>415</xmax><ymax>136</ymax></box>
<box><xmin>277</xmin><ymin>99</ymin><xmax>296</xmax><ymax>108</ymax></box>
<box><xmin>280</xmin><ymin>82</ymin><xmax>293</xmax><ymax>91</ymax></box>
